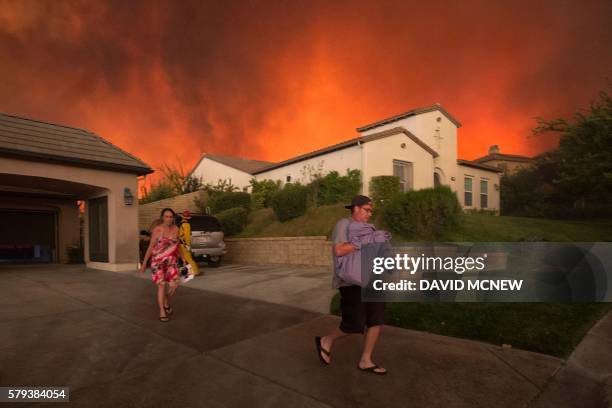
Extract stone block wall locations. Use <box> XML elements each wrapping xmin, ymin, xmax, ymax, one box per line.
<box><xmin>139</xmin><ymin>190</ymin><xmax>206</xmax><ymax>231</ymax></box>
<box><xmin>223</xmin><ymin>236</ymin><xmax>333</xmax><ymax>267</ymax></box>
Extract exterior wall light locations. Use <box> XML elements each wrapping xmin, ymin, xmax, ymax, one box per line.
<box><xmin>124</xmin><ymin>188</ymin><xmax>134</xmax><ymax>206</ymax></box>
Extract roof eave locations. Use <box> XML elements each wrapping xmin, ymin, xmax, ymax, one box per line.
<box><xmin>0</xmin><ymin>148</ymin><xmax>154</xmax><ymax>176</ymax></box>
<box><xmin>356</xmin><ymin>105</ymin><xmax>462</xmax><ymax>132</ymax></box>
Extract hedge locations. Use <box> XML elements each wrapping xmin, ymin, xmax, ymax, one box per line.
<box><xmin>310</xmin><ymin>170</ymin><xmax>361</xmax><ymax>206</ymax></box>
<box><xmin>370</xmin><ymin>176</ymin><xmax>401</xmax><ymax>209</ymax></box>
<box><xmin>382</xmin><ymin>186</ymin><xmax>461</xmax><ymax>239</ymax></box>
<box><xmin>216</xmin><ymin>207</ymin><xmax>248</xmax><ymax>236</ymax></box>
<box><xmin>209</xmin><ymin>192</ymin><xmax>251</xmax><ymax>214</ymax></box>
<box><xmin>272</xmin><ymin>183</ymin><xmax>309</xmax><ymax>222</ymax></box>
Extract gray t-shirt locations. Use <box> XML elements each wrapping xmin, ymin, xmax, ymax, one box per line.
<box><xmin>331</xmin><ymin>218</ymin><xmax>352</xmax><ymax>289</ymax></box>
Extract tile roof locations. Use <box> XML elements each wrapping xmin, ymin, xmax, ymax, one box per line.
<box><xmin>473</xmin><ymin>153</ymin><xmax>533</xmax><ymax>163</ymax></box>
<box><xmin>0</xmin><ymin>112</ymin><xmax>153</xmax><ymax>175</ymax></box>
<box><xmin>357</xmin><ymin>104</ymin><xmax>462</xmax><ymax>132</ymax></box>
<box><xmin>195</xmin><ymin>154</ymin><xmax>274</xmax><ymax>175</ymax></box>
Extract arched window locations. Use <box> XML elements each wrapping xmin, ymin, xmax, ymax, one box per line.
<box><xmin>434</xmin><ymin>172</ymin><xmax>441</xmax><ymax>188</ymax></box>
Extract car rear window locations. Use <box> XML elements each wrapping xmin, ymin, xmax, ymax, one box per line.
<box><xmin>189</xmin><ymin>215</ymin><xmax>221</xmax><ymax>232</ymax></box>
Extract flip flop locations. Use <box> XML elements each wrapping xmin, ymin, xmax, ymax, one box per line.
<box><xmin>159</xmin><ymin>315</ymin><xmax>170</xmax><ymax>322</ymax></box>
<box><xmin>315</xmin><ymin>336</ymin><xmax>331</xmax><ymax>365</ymax></box>
<box><xmin>358</xmin><ymin>365</ymin><xmax>387</xmax><ymax>375</ymax></box>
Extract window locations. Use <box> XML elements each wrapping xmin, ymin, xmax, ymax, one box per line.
<box><xmin>286</xmin><ymin>175</ymin><xmax>291</xmax><ymax>183</ymax></box>
<box><xmin>393</xmin><ymin>160</ymin><xmax>413</xmax><ymax>192</ymax></box>
<box><xmin>480</xmin><ymin>179</ymin><xmax>488</xmax><ymax>208</ymax></box>
<box><xmin>464</xmin><ymin>177</ymin><xmax>473</xmax><ymax>206</ymax></box>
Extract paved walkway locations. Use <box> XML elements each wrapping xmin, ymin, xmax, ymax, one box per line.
<box><xmin>0</xmin><ymin>264</ymin><xmax>609</xmax><ymax>407</ymax></box>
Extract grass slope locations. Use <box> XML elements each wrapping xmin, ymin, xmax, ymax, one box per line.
<box><xmin>238</xmin><ymin>204</ymin><xmax>612</xmax><ymax>242</ymax></box>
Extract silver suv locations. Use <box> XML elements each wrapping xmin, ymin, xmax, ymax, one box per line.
<box><xmin>188</xmin><ymin>214</ymin><xmax>226</xmax><ymax>267</ymax></box>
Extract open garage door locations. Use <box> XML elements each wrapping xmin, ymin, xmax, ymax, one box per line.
<box><xmin>0</xmin><ymin>210</ymin><xmax>56</xmax><ymax>263</ymax></box>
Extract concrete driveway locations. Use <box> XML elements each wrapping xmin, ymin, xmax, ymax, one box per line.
<box><xmin>0</xmin><ymin>264</ymin><xmax>608</xmax><ymax>407</ymax></box>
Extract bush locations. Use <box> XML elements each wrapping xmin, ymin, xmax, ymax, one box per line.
<box><xmin>209</xmin><ymin>192</ymin><xmax>251</xmax><ymax>214</ymax></box>
<box><xmin>272</xmin><ymin>183</ymin><xmax>309</xmax><ymax>222</ymax></box>
<box><xmin>216</xmin><ymin>207</ymin><xmax>248</xmax><ymax>236</ymax></box>
<box><xmin>382</xmin><ymin>186</ymin><xmax>461</xmax><ymax>239</ymax></box>
<box><xmin>370</xmin><ymin>176</ymin><xmax>401</xmax><ymax>209</ymax></box>
<box><xmin>309</xmin><ymin>169</ymin><xmax>361</xmax><ymax>206</ymax></box>
<box><xmin>250</xmin><ymin>179</ymin><xmax>281</xmax><ymax>208</ymax></box>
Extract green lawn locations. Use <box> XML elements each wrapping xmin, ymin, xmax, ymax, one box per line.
<box><xmin>330</xmin><ymin>296</ymin><xmax>611</xmax><ymax>358</ymax></box>
<box><xmin>238</xmin><ymin>205</ymin><xmax>611</xmax><ymax>357</ymax></box>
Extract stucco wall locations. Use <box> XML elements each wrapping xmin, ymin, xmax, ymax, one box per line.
<box><xmin>456</xmin><ymin>164</ymin><xmax>501</xmax><ymax>212</ymax></box>
<box><xmin>0</xmin><ymin>157</ymin><xmax>140</xmax><ymax>269</ymax></box>
<box><xmin>255</xmin><ymin>145</ymin><xmax>362</xmax><ymax>186</ymax></box>
<box><xmin>361</xmin><ymin>131</ymin><xmax>435</xmax><ymax>196</ymax></box>
<box><xmin>139</xmin><ymin>190</ymin><xmax>206</xmax><ymax>231</ymax></box>
<box><xmin>192</xmin><ymin>158</ymin><xmax>253</xmax><ymax>191</ymax></box>
<box><xmin>479</xmin><ymin>159</ymin><xmax>532</xmax><ymax>175</ymax></box>
<box><xmin>224</xmin><ymin>236</ymin><xmax>333</xmax><ymax>267</ymax></box>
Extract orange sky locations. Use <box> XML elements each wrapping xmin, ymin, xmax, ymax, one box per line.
<box><xmin>1</xmin><ymin>0</ymin><xmax>611</xmax><ymax>183</ymax></box>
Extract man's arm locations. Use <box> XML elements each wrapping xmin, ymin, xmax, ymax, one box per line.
<box><xmin>334</xmin><ymin>242</ymin><xmax>356</xmax><ymax>257</ymax></box>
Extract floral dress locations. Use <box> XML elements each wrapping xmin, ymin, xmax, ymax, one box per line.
<box><xmin>151</xmin><ymin>235</ymin><xmax>180</xmax><ymax>285</ymax></box>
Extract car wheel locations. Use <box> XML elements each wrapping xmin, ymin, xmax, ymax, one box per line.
<box><xmin>207</xmin><ymin>256</ymin><xmax>222</xmax><ymax>268</ymax></box>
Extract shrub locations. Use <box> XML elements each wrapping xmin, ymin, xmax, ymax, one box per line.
<box><xmin>209</xmin><ymin>192</ymin><xmax>251</xmax><ymax>214</ymax></box>
<box><xmin>139</xmin><ymin>180</ymin><xmax>176</xmax><ymax>204</ymax></box>
<box><xmin>309</xmin><ymin>169</ymin><xmax>361</xmax><ymax>206</ymax></box>
<box><xmin>272</xmin><ymin>183</ymin><xmax>309</xmax><ymax>222</ymax></box>
<box><xmin>249</xmin><ymin>178</ymin><xmax>281</xmax><ymax>208</ymax></box>
<box><xmin>216</xmin><ymin>207</ymin><xmax>248</xmax><ymax>236</ymax></box>
<box><xmin>370</xmin><ymin>176</ymin><xmax>401</xmax><ymax>209</ymax></box>
<box><xmin>382</xmin><ymin>186</ymin><xmax>461</xmax><ymax>239</ymax></box>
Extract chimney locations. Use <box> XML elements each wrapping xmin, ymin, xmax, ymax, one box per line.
<box><xmin>488</xmin><ymin>145</ymin><xmax>500</xmax><ymax>155</ymax></box>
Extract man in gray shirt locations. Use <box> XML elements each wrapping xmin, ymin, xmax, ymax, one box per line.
<box><xmin>315</xmin><ymin>195</ymin><xmax>387</xmax><ymax>375</ymax></box>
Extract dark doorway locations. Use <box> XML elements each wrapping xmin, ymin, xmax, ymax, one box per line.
<box><xmin>0</xmin><ymin>210</ymin><xmax>56</xmax><ymax>263</ymax></box>
<box><xmin>88</xmin><ymin>196</ymin><xmax>108</xmax><ymax>262</ymax></box>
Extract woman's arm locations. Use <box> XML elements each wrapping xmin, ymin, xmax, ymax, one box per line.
<box><xmin>140</xmin><ymin>227</ymin><xmax>160</xmax><ymax>272</ymax></box>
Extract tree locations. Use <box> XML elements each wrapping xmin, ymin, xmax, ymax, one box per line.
<box><xmin>533</xmin><ymin>90</ymin><xmax>612</xmax><ymax>209</ymax></box>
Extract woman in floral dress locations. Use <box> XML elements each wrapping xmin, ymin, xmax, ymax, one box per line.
<box><xmin>140</xmin><ymin>208</ymin><xmax>186</xmax><ymax>322</ymax></box>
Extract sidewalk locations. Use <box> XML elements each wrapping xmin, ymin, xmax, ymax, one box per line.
<box><xmin>0</xmin><ymin>264</ymin><xmax>609</xmax><ymax>407</ymax></box>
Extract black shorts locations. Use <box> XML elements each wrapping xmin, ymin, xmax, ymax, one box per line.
<box><xmin>339</xmin><ymin>285</ymin><xmax>385</xmax><ymax>334</ymax></box>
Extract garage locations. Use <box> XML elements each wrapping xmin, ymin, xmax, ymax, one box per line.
<box><xmin>0</xmin><ymin>112</ymin><xmax>153</xmax><ymax>270</ymax></box>
<box><xmin>0</xmin><ymin>209</ymin><xmax>57</xmax><ymax>263</ymax></box>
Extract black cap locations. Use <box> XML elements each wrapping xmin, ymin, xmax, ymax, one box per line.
<box><xmin>345</xmin><ymin>195</ymin><xmax>372</xmax><ymax>210</ymax></box>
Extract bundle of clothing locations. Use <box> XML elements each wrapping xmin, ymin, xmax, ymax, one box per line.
<box><xmin>336</xmin><ymin>221</ymin><xmax>393</xmax><ymax>287</ymax></box>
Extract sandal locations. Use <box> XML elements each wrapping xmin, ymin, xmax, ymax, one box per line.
<box><xmin>358</xmin><ymin>364</ymin><xmax>387</xmax><ymax>375</ymax></box>
<box><xmin>159</xmin><ymin>315</ymin><xmax>170</xmax><ymax>322</ymax></box>
<box><xmin>164</xmin><ymin>306</ymin><xmax>173</xmax><ymax>316</ymax></box>
<box><xmin>315</xmin><ymin>336</ymin><xmax>331</xmax><ymax>365</ymax></box>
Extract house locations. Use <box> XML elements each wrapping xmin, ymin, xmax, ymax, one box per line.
<box><xmin>474</xmin><ymin>145</ymin><xmax>533</xmax><ymax>175</ymax></box>
<box><xmin>190</xmin><ymin>104</ymin><xmax>503</xmax><ymax>212</ymax></box>
<box><xmin>190</xmin><ymin>154</ymin><xmax>273</xmax><ymax>191</ymax></box>
<box><xmin>0</xmin><ymin>112</ymin><xmax>153</xmax><ymax>270</ymax></box>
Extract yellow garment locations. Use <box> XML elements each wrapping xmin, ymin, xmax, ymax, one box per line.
<box><xmin>179</xmin><ymin>217</ymin><xmax>200</xmax><ymax>276</ymax></box>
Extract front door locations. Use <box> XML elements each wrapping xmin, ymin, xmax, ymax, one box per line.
<box><xmin>88</xmin><ymin>196</ymin><xmax>108</xmax><ymax>262</ymax></box>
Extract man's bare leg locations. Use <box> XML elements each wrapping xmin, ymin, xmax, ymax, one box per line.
<box><xmin>359</xmin><ymin>325</ymin><xmax>386</xmax><ymax>373</ymax></box>
<box><xmin>320</xmin><ymin>327</ymin><xmax>348</xmax><ymax>363</ymax></box>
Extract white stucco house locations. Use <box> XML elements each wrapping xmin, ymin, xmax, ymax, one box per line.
<box><xmin>190</xmin><ymin>104</ymin><xmax>502</xmax><ymax>212</ymax></box>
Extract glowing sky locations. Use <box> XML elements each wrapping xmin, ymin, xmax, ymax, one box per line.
<box><xmin>1</xmin><ymin>0</ymin><xmax>610</xmax><ymax>180</ymax></box>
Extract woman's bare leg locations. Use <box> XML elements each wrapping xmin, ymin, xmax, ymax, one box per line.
<box><xmin>166</xmin><ymin>281</ymin><xmax>178</xmax><ymax>309</ymax></box>
<box><xmin>157</xmin><ymin>283</ymin><xmax>167</xmax><ymax>318</ymax></box>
